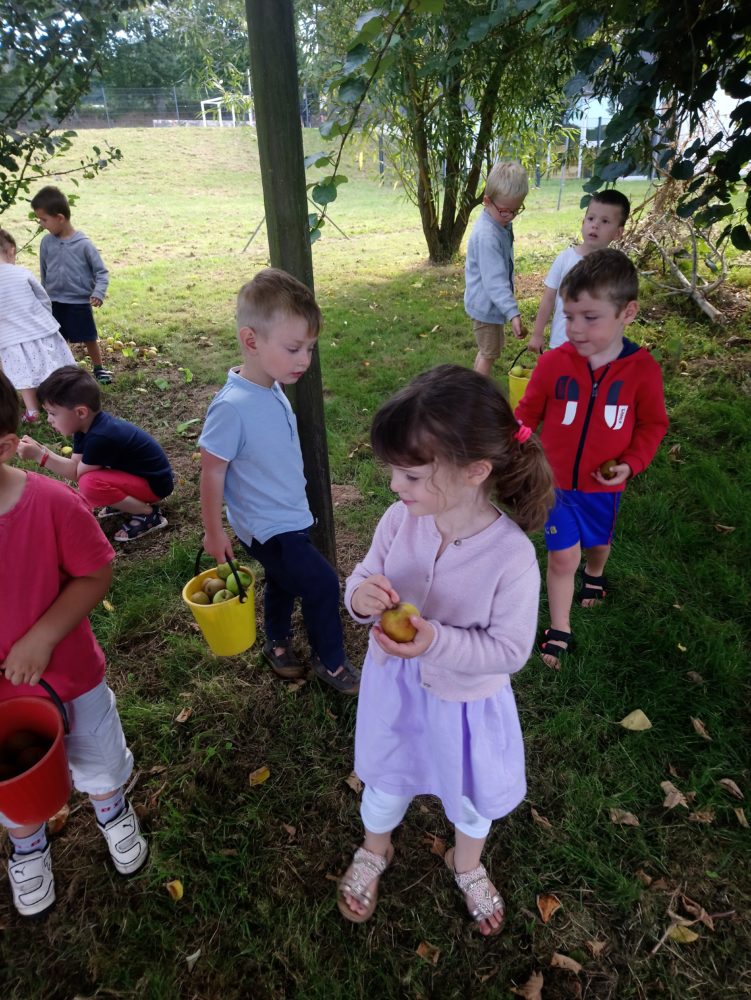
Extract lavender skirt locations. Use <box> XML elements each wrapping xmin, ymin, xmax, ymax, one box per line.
<box><xmin>354</xmin><ymin>652</ymin><xmax>526</xmax><ymax>825</ymax></box>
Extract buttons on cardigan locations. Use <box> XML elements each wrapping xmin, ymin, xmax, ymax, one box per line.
<box><xmin>453</xmin><ymin>539</ymin><xmax>462</xmax><ymax>546</ymax></box>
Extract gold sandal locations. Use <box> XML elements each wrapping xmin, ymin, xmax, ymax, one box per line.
<box><xmin>337</xmin><ymin>844</ymin><xmax>394</xmax><ymax>923</ymax></box>
<box><xmin>445</xmin><ymin>846</ymin><xmax>505</xmax><ymax>936</ymax></box>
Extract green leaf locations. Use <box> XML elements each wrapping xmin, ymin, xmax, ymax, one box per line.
<box><xmin>339</xmin><ymin>77</ymin><xmax>367</xmax><ymax>104</ymax></box>
<box><xmin>183</xmin><ymin>367</ymin><xmax>193</xmax><ymax>384</ymax></box>
<box><xmin>564</xmin><ymin>72</ymin><xmax>589</xmax><ymax>99</ymax></box>
<box><xmin>319</xmin><ymin>118</ymin><xmax>345</xmax><ymax>139</ymax></box>
<box><xmin>413</xmin><ymin>0</ymin><xmax>444</xmax><ymax>13</ymax></box>
<box><xmin>573</xmin><ymin>13</ymin><xmax>603</xmax><ymax>40</ymax></box>
<box><xmin>176</xmin><ymin>418</ymin><xmax>200</xmax><ymax>434</ymax></box>
<box><xmin>730</xmin><ymin>225</ymin><xmax>751</xmax><ymax>251</ymax></box>
<box><xmin>303</xmin><ymin>151</ymin><xmax>332</xmax><ymax>170</ymax></box>
<box><xmin>309</xmin><ymin>228</ymin><xmax>322</xmax><ymax>245</ymax></box>
<box><xmin>353</xmin><ymin>9</ymin><xmax>385</xmax><ymax>43</ymax></box>
<box><xmin>311</xmin><ymin>182</ymin><xmax>338</xmax><ymax>206</ymax></box>
<box><xmin>670</xmin><ymin>159</ymin><xmax>694</xmax><ymax>181</ymax></box>
<box><xmin>600</xmin><ymin>160</ymin><xmax>631</xmax><ymax>181</ymax></box>
<box><xmin>343</xmin><ymin>44</ymin><xmax>371</xmax><ymax>75</ymax></box>
<box><xmin>154</xmin><ymin>378</ymin><xmax>169</xmax><ymax>391</ymax></box>
<box><xmin>467</xmin><ymin>17</ymin><xmax>490</xmax><ymax>43</ymax></box>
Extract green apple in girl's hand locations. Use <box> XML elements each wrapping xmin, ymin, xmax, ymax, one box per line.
<box><xmin>226</xmin><ymin>570</ymin><xmax>252</xmax><ymax>594</ymax></box>
<box><xmin>380</xmin><ymin>602</ymin><xmax>420</xmax><ymax>643</ymax></box>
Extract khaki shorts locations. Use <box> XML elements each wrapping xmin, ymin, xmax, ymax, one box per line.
<box><xmin>472</xmin><ymin>319</ymin><xmax>505</xmax><ymax>360</ymax></box>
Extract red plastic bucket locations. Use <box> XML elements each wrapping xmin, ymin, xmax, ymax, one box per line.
<box><xmin>0</xmin><ymin>683</ymin><xmax>71</xmax><ymax>827</ymax></box>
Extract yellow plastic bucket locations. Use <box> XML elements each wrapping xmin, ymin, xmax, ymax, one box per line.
<box><xmin>508</xmin><ymin>348</ymin><xmax>538</xmax><ymax>411</ymax></box>
<box><xmin>182</xmin><ymin>551</ymin><xmax>256</xmax><ymax>657</ymax></box>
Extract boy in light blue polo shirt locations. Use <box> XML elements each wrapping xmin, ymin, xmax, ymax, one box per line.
<box><xmin>199</xmin><ymin>268</ymin><xmax>359</xmax><ymax>695</ymax></box>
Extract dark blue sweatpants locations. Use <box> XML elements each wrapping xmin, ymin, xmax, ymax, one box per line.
<box><xmin>241</xmin><ymin>529</ymin><xmax>345</xmax><ymax>670</ymax></box>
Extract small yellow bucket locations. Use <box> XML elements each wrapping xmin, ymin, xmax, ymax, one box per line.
<box><xmin>182</xmin><ymin>550</ymin><xmax>256</xmax><ymax>657</ymax></box>
<box><xmin>508</xmin><ymin>348</ymin><xmax>538</xmax><ymax>411</ymax></box>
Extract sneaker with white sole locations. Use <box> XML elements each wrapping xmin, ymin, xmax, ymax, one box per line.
<box><xmin>8</xmin><ymin>845</ymin><xmax>56</xmax><ymax>918</ymax></box>
<box><xmin>98</xmin><ymin>800</ymin><xmax>148</xmax><ymax>875</ymax></box>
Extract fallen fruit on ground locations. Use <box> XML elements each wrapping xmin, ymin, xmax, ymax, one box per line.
<box><xmin>380</xmin><ymin>602</ymin><xmax>420</xmax><ymax>642</ymax></box>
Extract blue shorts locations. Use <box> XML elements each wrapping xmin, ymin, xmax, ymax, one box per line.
<box><xmin>52</xmin><ymin>301</ymin><xmax>98</xmax><ymax>343</ymax></box>
<box><xmin>544</xmin><ymin>489</ymin><xmax>621</xmax><ymax>551</ymax></box>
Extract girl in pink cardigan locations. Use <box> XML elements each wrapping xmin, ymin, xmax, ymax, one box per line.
<box><xmin>338</xmin><ymin>364</ymin><xmax>554</xmax><ymax>935</ymax></box>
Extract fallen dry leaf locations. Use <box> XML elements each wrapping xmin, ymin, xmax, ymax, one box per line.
<box><xmin>102</xmin><ymin>599</ymin><xmax>115</xmax><ymax>613</ymax></box>
<box><xmin>677</xmin><ymin>643</ymin><xmax>687</xmax><ymax>653</ymax></box>
<box><xmin>511</xmin><ymin>970</ymin><xmax>544</xmax><ymax>999</ymax></box>
<box><xmin>47</xmin><ymin>804</ymin><xmax>70</xmax><ymax>835</ymax></box>
<box><xmin>422</xmin><ymin>834</ymin><xmax>446</xmax><ymax>858</ymax></box>
<box><xmin>165</xmin><ymin>879</ymin><xmax>184</xmax><ymax>901</ymax></box>
<box><xmin>661</xmin><ymin>780</ymin><xmax>689</xmax><ymax>809</ymax></box>
<box><xmin>618</xmin><ymin>709</ymin><xmax>652</xmax><ymax>731</ymax></box>
<box><xmin>690</xmin><ymin>717</ymin><xmax>711</xmax><ymax>740</ymax></box>
<box><xmin>550</xmin><ymin>952</ymin><xmax>582</xmax><ymax>974</ymax></box>
<box><xmin>635</xmin><ymin>870</ymin><xmax>653</xmax><ymax>887</ymax></box>
<box><xmin>680</xmin><ymin>895</ymin><xmax>715</xmax><ymax>930</ymax></box>
<box><xmin>345</xmin><ymin>771</ymin><xmax>363</xmax><ymax>794</ymax></box>
<box><xmin>734</xmin><ymin>808</ymin><xmax>749</xmax><ymax>829</ymax></box>
<box><xmin>650</xmin><ymin>878</ymin><xmax>670</xmax><ymax>891</ymax></box>
<box><xmin>248</xmin><ymin>765</ymin><xmax>270</xmax><ymax>786</ymax></box>
<box><xmin>185</xmin><ymin>948</ymin><xmax>201</xmax><ymax>973</ymax></box>
<box><xmin>713</xmin><ymin>524</ymin><xmax>735</xmax><ymax>533</ymax></box>
<box><xmin>416</xmin><ymin>941</ymin><xmax>441</xmax><ymax>965</ymax></box>
<box><xmin>668</xmin><ymin>443</ymin><xmax>682</xmax><ymax>459</ymax></box>
<box><xmin>536</xmin><ymin>893</ymin><xmax>562</xmax><ymax>923</ymax></box>
<box><xmin>282</xmin><ymin>823</ymin><xmax>297</xmax><ymax>841</ymax></box>
<box><xmin>174</xmin><ymin>707</ymin><xmax>193</xmax><ymax>724</ymax></box>
<box><xmin>688</xmin><ymin>810</ymin><xmax>715</xmax><ymax>824</ymax></box>
<box><xmin>686</xmin><ymin>671</ymin><xmax>704</xmax><ymax>684</ymax></box>
<box><xmin>609</xmin><ymin>808</ymin><xmax>640</xmax><ymax>827</ymax></box>
<box><xmin>667</xmin><ymin>924</ymin><xmax>699</xmax><ymax>944</ymax></box>
<box><xmin>586</xmin><ymin>938</ymin><xmax>607</xmax><ymax>957</ymax></box>
<box><xmin>718</xmin><ymin>778</ymin><xmax>743</xmax><ymax>800</ymax></box>
<box><xmin>531</xmin><ymin>807</ymin><xmax>553</xmax><ymax>831</ymax></box>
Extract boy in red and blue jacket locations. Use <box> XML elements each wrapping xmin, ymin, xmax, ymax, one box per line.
<box><xmin>515</xmin><ymin>249</ymin><xmax>668</xmax><ymax>668</ymax></box>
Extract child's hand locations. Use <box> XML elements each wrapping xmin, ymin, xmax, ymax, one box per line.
<box><xmin>350</xmin><ymin>574</ymin><xmax>400</xmax><ymax>618</ymax></box>
<box><xmin>17</xmin><ymin>435</ymin><xmax>43</xmax><ymax>462</ymax></box>
<box><xmin>510</xmin><ymin>315</ymin><xmax>525</xmax><ymax>340</ymax></box>
<box><xmin>203</xmin><ymin>529</ymin><xmax>234</xmax><ymax>564</ymax></box>
<box><xmin>372</xmin><ymin>615</ymin><xmax>435</xmax><ymax>659</ymax></box>
<box><xmin>2</xmin><ymin>633</ymin><xmax>54</xmax><ymax>687</ymax></box>
<box><xmin>90</xmin><ymin>296</ymin><xmax>103</xmax><ymax>308</ymax></box>
<box><xmin>591</xmin><ymin>462</ymin><xmax>631</xmax><ymax>486</ymax></box>
<box><xmin>527</xmin><ymin>331</ymin><xmax>544</xmax><ymax>353</ymax></box>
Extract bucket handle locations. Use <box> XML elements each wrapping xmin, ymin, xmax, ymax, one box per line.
<box><xmin>510</xmin><ymin>345</ymin><xmax>544</xmax><ymax>368</ymax></box>
<box><xmin>194</xmin><ymin>548</ymin><xmax>249</xmax><ymax>604</ymax></box>
<box><xmin>0</xmin><ymin>670</ymin><xmax>70</xmax><ymax>735</ymax></box>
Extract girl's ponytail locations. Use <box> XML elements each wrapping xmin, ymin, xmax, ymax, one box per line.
<box><xmin>491</xmin><ymin>429</ymin><xmax>554</xmax><ymax>533</ymax></box>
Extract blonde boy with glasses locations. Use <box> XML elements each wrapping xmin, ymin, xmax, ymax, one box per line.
<box><xmin>464</xmin><ymin>161</ymin><xmax>528</xmax><ymax>377</ymax></box>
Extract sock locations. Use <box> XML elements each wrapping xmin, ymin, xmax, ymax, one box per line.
<box><xmin>91</xmin><ymin>788</ymin><xmax>126</xmax><ymax>826</ymax></box>
<box><xmin>10</xmin><ymin>825</ymin><xmax>48</xmax><ymax>857</ymax></box>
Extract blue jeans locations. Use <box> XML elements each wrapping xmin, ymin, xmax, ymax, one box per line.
<box><xmin>241</xmin><ymin>529</ymin><xmax>344</xmax><ymax>670</ymax></box>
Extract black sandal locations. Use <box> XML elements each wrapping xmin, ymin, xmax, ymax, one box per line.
<box><xmin>578</xmin><ymin>571</ymin><xmax>610</xmax><ymax>605</ymax></box>
<box><xmin>538</xmin><ymin>628</ymin><xmax>574</xmax><ymax>668</ymax></box>
<box><xmin>114</xmin><ymin>506</ymin><xmax>168</xmax><ymax>542</ymax></box>
<box><xmin>262</xmin><ymin>639</ymin><xmax>306</xmax><ymax>679</ymax></box>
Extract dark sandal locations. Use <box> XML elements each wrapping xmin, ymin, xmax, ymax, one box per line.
<box><xmin>445</xmin><ymin>847</ymin><xmax>505</xmax><ymax>936</ymax></box>
<box><xmin>262</xmin><ymin>639</ymin><xmax>306</xmax><ymax>679</ymax></box>
<box><xmin>337</xmin><ymin>844</ymin><xmax>394</xmax><ymax>923</ymax></box>
<box><xmin>538</xmin><ymin>628</ymin><xmax>574</xmax><ymax>669</ymax></box>
<box><xmin>310</xmin><ymin>655</ymin><xmax>361</xmax><ymax>695</ymax></box>
<box><xmin>578</xmin><ymin>571</ymin><xmax>610</xmax><ymax>605</ymax></box>
<box><xmin>114</xmin><ymin>506</ymin><xmax>168</xmax><ymax>542</ymax></box>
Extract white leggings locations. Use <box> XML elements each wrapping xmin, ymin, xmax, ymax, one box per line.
<box><xmin>361</xmin><ymin>785</ymin><xmax>492</xmax><ymax>840</ymax></box>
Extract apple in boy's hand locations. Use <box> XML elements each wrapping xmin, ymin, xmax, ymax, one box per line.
<box><xmin>599</xmin><ymin>459</ymin><xmax>618</xmax><ymax>480</ymax></box>
<box><xmin>380</xmin><ymin>602</ymin><xmax>421</xmax><ymax>643</ymax></box>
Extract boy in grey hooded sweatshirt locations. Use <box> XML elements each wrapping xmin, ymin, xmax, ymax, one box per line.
<box><xmin>30</xmin><ymin>185</ymin><xmax>112</xmax><ymax>384</ymax></box>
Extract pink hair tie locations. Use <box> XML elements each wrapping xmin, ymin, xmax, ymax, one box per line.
<box><xmin>514</xmin><ymin>421</ymin><xmax>532</xmax><ymax>444</ymax></box>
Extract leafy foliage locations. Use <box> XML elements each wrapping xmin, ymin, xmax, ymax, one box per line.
<box><xmin>0</xmin><ymin>1</ymin><xmax>139</xmax><ymax>215</ymax></box>
<box><xmin>556</xmin><ymin>0</ymin><xmax>751</xmax><ymax>249</ymax></box>
<box><xmin>310</xmin><ymin>0</ymin><xmax>575</xmax><ymax>262</ymax></box>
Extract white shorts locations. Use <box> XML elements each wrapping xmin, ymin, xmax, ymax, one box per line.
<box><xmin>0</xmin><ymin>680</ymin><xmax>133</xmax><ymax>827</ymax></box>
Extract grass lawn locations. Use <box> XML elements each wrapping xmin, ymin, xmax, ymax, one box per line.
<box><xmin>1</xmin><ymin>128</ymin><xmax>750</xmax><ymax>999</ymax></box>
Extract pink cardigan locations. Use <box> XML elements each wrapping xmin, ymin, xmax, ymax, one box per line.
<box><xmin>344</xmin><ymin>502</ymin><xmax>540</xmax><ymax>702</ymax></box>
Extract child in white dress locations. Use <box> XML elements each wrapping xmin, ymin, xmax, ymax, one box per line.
<box><xmin>0</xmin><ymin>229</ymin><xmax>74</xmax><ymax>423</ymax></box>
<box><xmin>339</xmin><ymin>364</ymin><xmax>555</xmax><ymax>935</ymax></box>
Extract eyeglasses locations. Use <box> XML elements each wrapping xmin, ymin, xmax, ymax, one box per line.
<box><xmin>491</xmin><ymin>202</ymin><xmax>525</xmax><ymax>218</ymax></box>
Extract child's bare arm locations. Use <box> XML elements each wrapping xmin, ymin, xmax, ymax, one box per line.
<box><xmin>529</xmin><ymin>286</ymin><xmax>557</xmax><ymax>351</ymax></box>
<box><xmin>17</xmin><ymin>435</ymin><xmax>86</xmax><ymax>480</ymax></box>
<box><xmin>2</xmin><ymin>563</ymin><xmax>113</xmax><ymax>687</ymax></box>
<box><xmin>200</xmin><ymin>448</ymin><xmax>234</xmax><ymax>562</ymax></box>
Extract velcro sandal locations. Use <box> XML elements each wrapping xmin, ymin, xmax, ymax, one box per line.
<box><xmin>310</xmin><ymin>655</ymin><xmax>361</xmax><ymax>695</ymax></box>
<box><xmin>337</xmin><ymin>844</ymin><xmax>394</xmax><ymax>923</ymax></box>
<box><xmin>445</xmin><ymin>847</ymin><xmax>505</xmax><ymax>936</ymax></box>
<box><xmin>578</xmin><ymin>570</ymin><xmax>610</xmax><ymax>605</ymax></box>
<box><xmin>114</xmin><ymin>506</ymin><xmax>168</xmax><ymax>542</ymax></box>
<box><xmin>262</xmin><ymin>639</ymin><xmax>306</xmax><ymax>679</ymax></box>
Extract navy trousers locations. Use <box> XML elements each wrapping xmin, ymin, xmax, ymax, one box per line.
<box><xmin>241</xmin><ymin>529</ymin><xmax>344</xmax><ymax>670</ymax></box>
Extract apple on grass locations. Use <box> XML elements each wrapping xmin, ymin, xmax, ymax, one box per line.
<box><xmin>380</xmin><ymin>602</ymin><xmax>421</xmax><ymax>643</ymax></box>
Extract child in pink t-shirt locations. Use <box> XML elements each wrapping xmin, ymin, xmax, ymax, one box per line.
<box><xmin>0</xmin><ymin>371</ymin><xmax>147</xmax><ymax>918</ymax></box>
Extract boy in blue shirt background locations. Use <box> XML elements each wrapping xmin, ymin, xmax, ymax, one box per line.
<box><xmin>199</xmin><ymin>269</ymin><xmax>359</xmax><ymax>695</ymax></box>
<box><xmin>464</xmin><ymin>161</ymin><xmax>528</xmax><ymax>377</ymax></box>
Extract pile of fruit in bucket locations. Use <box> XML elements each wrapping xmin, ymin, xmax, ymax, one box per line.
<box><xmin>0</xmin><ymin>730</ymin><xmax>52</xmax><ymax>780</ymax></box>
<box><xmin>189</xmin><ymin>562</ymin><xmax>252</xmax><ymax>605</ymax></box>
